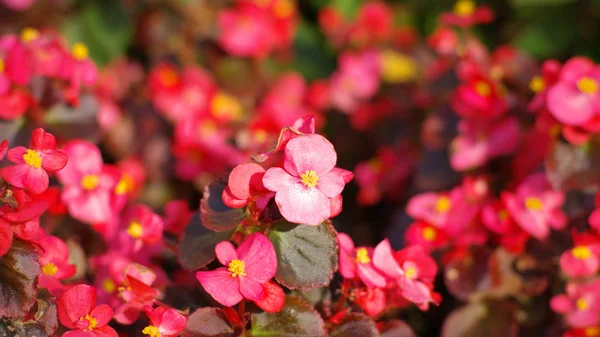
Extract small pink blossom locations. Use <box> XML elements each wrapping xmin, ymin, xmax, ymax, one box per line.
<box><xmin>560</xmin><ymin>233</ymin><xmax>600</xmax><ymax>278</ymax></box>
<box><xmin>551</xmin><ymin>278</ymin><xmax>600</xmax><ymax>328</ymax></box>
<box><xmin>196</xmin><ymin>233</ymin><xmax>277</xmax><ymax>307</ymax></box>
<box><xmin>217</xmin><ymin>3</ymin><xmax>276</xmax><ymax>58</ymax></box>
<box><xmin>329</xmin><ymin>49</ymin><xmax>380</xmax><ymax>113</ymax></box>
<box><xmin>440</xmin><ymin>0</ymin><xmax>494</xmax><ymax>28</ymax></box>
<box><xmin>142</xmin><ymin>306</ymin><xmax>187</xmax><ymax>337</ymax></box>
<box><xmin>337</xmin><ymin>233</ymin><xmax>386</xmax><ymax>288</ymax></box>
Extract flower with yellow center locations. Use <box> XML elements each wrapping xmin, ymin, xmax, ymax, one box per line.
<box><xmin>405</xmin><ymin>266</ymin><xmax>417</xmax><ymax>280</ymax></box>
<box><xmin>71</xmin><ymin>43</ymin><xmax>89</xmax><ymax>61</ymax></box>
<box><xmin>81</xmin><ymin>174</ymin><xmax>99</xmax><ymax>191</ymax></box>
<box><xmin>572</xmin><ymin>245</ymin><xmax>592</xmax><ymax>260</ymax></box>
<box><xmin>524</xmin><ymin>197</ymin><xmax>543</xmax><ymax>211</ymax></box>
<box><xmin>586</xmin><ymin>327</ymin><xmax>600</xmax><ymax>337</ymax></box>
<box><xmin>142</xmin><ymin>325</ymin><xmax>161</xmax><ymax>337</ymax></box>
<box><xmin>23</xmin><ymin>149</ymin><xmax>42</xmax><ymax>169</ymax></box>
<box><xmin>355</xmin><ymin>248</ymin><xmax>371</xmax><ymax>264</ymax></box>
<box><xmin>211</xmin><ymin>92</ymin><xmax>242</xmax><ymax>121</ymax></box>
<box><xmin>300</xmin><ymin>170</ymin><xmax>319</xmax><ymax>188</ymax></box>
<box><xmin>80</xmin><ymin>314</ymin><xmax>98</xmax><ymax>331</ymax></box>
<box><xmin>102</xmin><ymin>278</ymin><xmax>116</xmax><ymax>293</ymax></box>
<box><xmin>435</xmin><ymin>196</ymin><xmax>452</xmax><ymax>213</ymax></box>
<box><xmin>422</xmin><ymin>227</ymin><xmax>437</xmax><ymax>241</ymax></box>
<box><xmin>273</xmin><ymin>0</ymin><xmax>294</xmax><ymax>18</ymax></box>
<box><xmin>115</xmin><ymin>175</ymin><xmax>133</xmax><ymax>195</ymax></box>
<box><xmin>127</xmin><ymin>221</ymin><xmax>144</xmax><ymax>238</ymax></box>
<box><xmin>578</xmin><ymin>77</ymin><xmax>599</xmax><ymax>95</ymax></box>
<box><xmin>228</xmin><ymin>259</ymin><xmax>247</xmax><ymax>277</ymax></box>
<box><xmin>453</xmin><ymin>0</ymin><xmax>476</xmax><ymax>17</ymax></box>
<box><xmin>577</xmin><ymin>298</ymin><xmax>590</xmax><ymax>311</ymax></box>
<box><xmin>380</xmin><ymin>49</ymin><xmax>417</xmax><ymax>84</ymax></box>
<box><xmin>474</xmin><ymin>81</ymin><xmax>491</xmax><ymax>97</ymax></box>
<box><xmin>20</xmin><ymin>28</ymin><xmax>39</xmax><ymax>43</ymax></box>
<box><xmin>42</xmin><ymin>262</ymin><xmax>58</xmax><ymax>276</ymax></box>
<box><xmin>529</xmin><ymin>75</ymin><xmax>545</xmax><ymax>93</ymax></box>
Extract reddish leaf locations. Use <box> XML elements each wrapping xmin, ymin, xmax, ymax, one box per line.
<box><xmin>330</xmin><ymin>313</ymin><xmax>379</xmax><ymax>337</ymax></box>
<box><xmin>0</xmin><ymin>239</ymin><xmax>41</xmax><ymax>318</ymax></box>
<box><xmin>183</xmin><ymin>307</ymin><xmax>237</xmax><ymax>337</ymax></box>
<box><xmin>251</xmin><ymin>296</ymin><xmax>327</xmax><ymax>337</ymax></box>
<box><xmin>546</xmin><ymin>139</ymin><xmax>600</xmax><ymax>190</ymax></box>
<box><xmin>178</xmin><ymin>212</ymin><xmax>235</xmax><ymax>270</ymax></box>
<box><xmin>380</xmin><ymin>320</ymin><xmax>417</xmax><ymax>337</ymax></box>
<box><xmin>441</xmin><ymin>301</ymin><xmax>518</xmax><ymax>337</ymax></box>
<box><xmin>200</xmin><ymin>178</ymin><xmax>245</xmax><ymax>232</ymax></box>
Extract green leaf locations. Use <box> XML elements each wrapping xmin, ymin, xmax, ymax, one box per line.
<box><xmin>184</xmin><ymin>307</ymin><xmax>237</xmax><ymax>337</ymax></box>
<box><xmin>0</xmin><ymin>240</ymin><xmax>41</xmax><ymax>318</ymax></box>
<box><xmin>268</xmin><ymin>221</ymin><xmax>338</xmax><ymax>290</ymax></box>
<box><xmin>251</xmin><ymin>296</ymin><xmax>326</xmax><ymax>337</ymax></box>
<box><xmin>330</xmin><ymin>0</ymin><xmax>360</xmax><ymax>19</ymax></box>
<box><xmin>511</xmin><ymin>0</ymin><xmax>576</xmax><ymax>7</ymax></box>
<box><xmin>200</xmin><ymin>178</ymin><xmax>245</xmax><ymax>232</ymax></box>
<box><xmin>292</xmin><ymin>21</ymin><xmax>336</xmax><ymax>81</ymax></box>
<box><xmin>330</xmin><ymin>313</ymin><xmax>379</xmax><ymax>337</ymax></box>
<box><xmin>178</xmin><ymin>213</ymin><xmax>235</xmax><ymax>271</ymax></box>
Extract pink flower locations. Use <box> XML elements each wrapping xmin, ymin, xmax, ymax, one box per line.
<box><xmin>196</xmin><ymin>233</ymin><xmax>277</xmax><ymax>307</ymax></box>
<box><xmin>58</xmin><ymin>284</ymin><xmax>117</xmax><ymax>337</ymax></box>
<box><xmin>560</xmin><ymin>233</ymin><xmax>600</xmax><ymax>278</ymax></box>
<box><xmin>503</xmin><ymin>173</ymin><xmax>566</xmax><ymax>240</ymax></box>
<box><xmin>551</xmin><ymin>278</ymin><xmax>600</xmax><ymax>328</ymax></box>
<box><xmin>528</xmin><ymin>59</ymin><xmax>561</xmax><ymax>112</ymax></box>
<box><xmin>404</xmin><ymin>220</ymin><xmax>448</xmax><ymax>252</ymax></box>
<box><xmin>38</xmin><ymin>235</ymin><xmax>76</xmax><ymax>291</ymax></box>
<box><xmin>450</xmin><ymin>117</ymin><xmax>520</xmax><ymax>171</ymax></box>
<box><xmin>2</xmin><ymin>0</ymin><xmax>36</xmax><ymax>11</ymax></box>
<box><xmin>440</xmin><ymin>0</ymin><xmax>494</xmax><ymax>28</ymax></box>
<box><xmin>337</xmin><ymin>233</ymin><xmax>386</xmax><ymax>288</ymax></box>
<box><xmin>547</xmin><ymin>57</ymin><xmax>600</xmax><ymax>126</ymax></box>
<box><xmin>262</xmin><ymin>134</ymin><xmax>351</xmax><ymax>226</ymax></box>
<box><xmin>217</xmin><ymin>3</ymin><xmax>276</xmax><ymax>58</ymax></box>
<box><xmin>451</xmin><ymin>74</ymin><xmax>507</xmax><ymax>120</ymax></box>
<box><xmin>114</xmin><ymin>264</ymin><xmax>161</xmax><ymax>325</ymax></box>
<box><xmin>329</xmin><ymin>49</ymin><xmax>380</xmax><ymax>113</ymax></box>
<box><xmin>222</xmin><ymin>163</ymin><xmax>269</xmax><ymax>208</ymax></box>
<box><xmin>1</xmin><ymin>128</ymin><xmax>68</xmax><ymax>194</ymax></box>
<box><xmin>0</xmin><ymin>139</ymin><xmax>7</xmax><ymax>160</ymax></box>
<box><xmin>373</xmin><ymin>240</ymin><xmax>439</xmax><ymax>310</ymax></box>
<box><xmin>142</xmin><ymin>306</ymin><xmax>187</xmax><ymax>337</ymax></box>
<box><xmin>57</xmin><ymin>140</ymin><xmax>117</xmax><ymax>225</ymax></box>
<box><xmin>121</xmin><ymin>204</ymin><xmax>164</xmax><ymax>251</ymax></box>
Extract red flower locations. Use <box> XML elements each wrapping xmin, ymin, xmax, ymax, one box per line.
<box><xmin>142</xmin><ymin>306</ymin><xmax>186</xmax><ymax>337</ymax></box>
<box><xmin>440</xmin><ymin>0</ymin><xmax>494</xmax><ymax>28</ymax></box>
<box><xmin>39</xmin><ymin>235</ymin><xmax>76</xmax><ymax>280</ymax></box>
<box><xmin>0</xmin><ymin>139</ymin><xmax>7</xmax><ymax>160</ymax></box>
<box><xmin>57</xmin><ymin>284</ymin><xmax>117</xmax><ymax>337</ymax></box>
<box><xmin>1</xmin><ymin>128</ymin><xmax>68</xmax><ymax>194</ymax></box>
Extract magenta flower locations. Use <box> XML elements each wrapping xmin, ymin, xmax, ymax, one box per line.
<box><xmin>196</xmin><ymin>233</ymin><xmax>277</xmax><ymax>307</ymax></box>
<box><xmin>142</xmin><ymin>306</ymin><xmax>187</xmax><ymax>337</ymax></box>
<box><xmin>551</xmin><ymin>278</ymin><xmax>600</xmax><ymax>328</ymax></box>
<box><xmin>217</xmin><ymin>3</ymin><xmax>276</xmax><ymax>58</ymax></box>
<box><xmin>560</xmin><ymin>233</ymin><xmax>600</xmax><ymax>278</ymax></box>
<box><xmin>337</xmin><ymin>233</ymin><xmax>386</xmax><ymax>288</ymax></box>
<box><xmin>503</xmin><ymin>173</ymin><xmax>566</xmax><ymax>240</ymax></box>
<box><xmin>262</xmin><ymin>134</ymin><xmax>351</xmax><ymax>226</ymax></box>
<box><xmin>547</xmin><ymin>57</ymin><xmax>600</xmax><ymax>126</ymax></box>
<box><xmin>1</xmin><ymin>128</ymin><xmax>68</xmax><ymax>194</ymax></box>
<box><xmin>329</xmin><ymin>49</ymin><xmax>380</xmax><ymax>113</ymax></box>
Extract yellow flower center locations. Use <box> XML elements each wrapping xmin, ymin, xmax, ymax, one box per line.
<box><xmin>405</xmin><ymin>266</ymin><xmax>417</xmax><ymax>280</ymax></box>
<box><xmin>380</xmin><ymin>49</ymin><xmax>417</xmax><ymax>84</ymax></box>
<box><xmin>586</xmin><ymin>327</ymin><xmax>600</xmax><ymax>337</ymax></box>
<box><xmin>211</xmin><ymin>92</ymin><xmax>242</xmax><ymax>121</ymax></box>
<box><xmin>20</xmin><ymin>28</ymin><xmax>39</xmax><ymax>43</ymax></box>
<box><xmin>435</xmin><ymin>196</ymin><xmax>452</xmax><ymax>213</ymax></box>
<box><xmin>199</xmin><ymin>120</ymin><xmax>217</xmax><ymax>136</ymax></box>
<box><xmin>577</xmin><ymin>298</ymin><xmax>590</xmax><ymax>311</ymax></box>
<box><xmin>0</xmin><ymin>59</ymin><xmax>4</xmax><ymax>73</ymax></box>
<box><xmin>578</xmin><ymin>77</ymin><xmax>598</xmax><ymax>95</ymax></box>
<box><xmin>80</xmin><ymin>314</ymin><xmax>98</xmax><ymax>331</ymax></box>
<box><xmin>273</xmin><ymin>0</ymin><xmax>294</xmax><ymax>18</ymax></box>
<box><xmin>102</xmin><ymin>278</ymin><xmax>116</xmax><ymax>293</ymax></box>
<box><xmin>453</xmin><ymin>0</ymin><xmax>476</xmax><ymax>17</ymax></box>
<box><xmin>254</xmin><ymin>129</ymin><xmax>268</xmax><ymax>144</ymax></box>
<box><xmin>23</xmin><ymin>149</ymin><xmax>42</xmax><ymax>169</ymax></box>
<box><xmin>525</xmin><ymin>197</ymin><xmax>543</xmax><ymax>211</ymax></box>
<box><xmin>142</xmin><ymin>325</ymin><xmax>161</xmax><ymax>337</ymax></box>
<box><xmin>475</xmin><ymin>81</ymin><xmax>491</xmax><ymax>97</ymax></box>
<box><xmin>127</xmin><ymin>221</ymin><xmax>144</xmax><ymax>238</ymax></box>
<box><xmin>572</xmin><ymin>245</ymin><xmax>592</xmax><ymax>260</ymax></box>
<box><xmin>42</xmin><ymin>262</ymin><xmax>58</xmax><ymax>276</ymax></box>
<box><xmin>300</xmin><ymin>170</ymin><xmax>320</xmax><ymax>188</ymax></box>
<box><xmin>81</xmin><ymin>174</ymin><xmax>99</xmax><ymax>191</ymax></box>
<box><xmin>422</xmin><ymin>227</ymin><xmax>437</xmax><ymax>241</ymax></box>
<box><xmin>115</xmin><ymin>174</ymin><xmax>133</xmax><ymax>195</ymax></box>
<box><xmin>529</xmin><ymin>75</ymin><xmax>545</xmax><ymax>93</ymax></box>
<box><xmin>355</xmin><ymin>248</ymin><xmax>371</xmax><ymax>264</ymax></box>
<box><xmin>72</xmin><ymin>43</ymin><xmax>89</xmax><ymax>61</ymax></box>
<box><xmin>228</xmin><ymin>259</ymin><xmax>247</xmax><ymax>277</ymax></box>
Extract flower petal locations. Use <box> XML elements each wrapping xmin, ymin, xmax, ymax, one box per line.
<box><xmin>41</xmin><ymin>150</ymin><xmax>68</xmax><ymax>172</ymax></box>
<box><xmin>215</xmin><ymin>241</ymin><xmax>238</xmax><ymax>266</ymax></box>
<box><xmin>58</xmin><ymin>284</ymin><xmax>96</xmax><ymax>328</ymax></box>
<box><xmin>262</xmin><ymin>167</ymin><xmax>297</xmax><ymax>193</ymax></box>
<box><xmin>236</xmin><ymin>233</ymin><xmax>277</xmax><ymax>283</ymax></box>
<box><xmin>373</xmin><ymin>239</ymin><xmax>402</xmax><ymax>278</ymax></box>
<box><xmin>547</xmin><ymin>83</ymin><xmax>595</xmax><ymax>126</ymax></box>
<box><xmin>274</xmin><ymin>182</ymin><xmax>331</xmax><ymax>226</ymax></box>
<box><xmin>90</xmin><ymin>304</ymin><xmax>114</xmax><ymax>327</ymax></box>
<box><xmin>316</xmin><ymin>171</ymin><xmax>345</xmax><ymax>198</ymax></box>
<box><xmin>196</xmin><ymin>268</ymin><xmax>243</xmax><ymax>307</ymax></box>
<box><xmin>283</xmin><ymin>134</ymin><xmax>337</xmax><ymax>176</ymax></box>
<box><xmin>239</xmin><ymin>276</ymin><xmax>264</xmax><ymax>302</ymax></box>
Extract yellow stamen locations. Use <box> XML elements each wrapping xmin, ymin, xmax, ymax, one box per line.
<box><xmin>422</xmin><ymin>227</ymin><xmax>437</xmax><ymax>241</ymax></box>
<box><xmin>525</xmin><ymin>197</ymin><xmax>543</xmax><ymax>211</ymax></box>
<box><xmin>529</xmin><ymin>75</ymin><xmax>545</xmax><ymax>93</ymax></box>
<box><xmin>143</xmin><ymin>325</ymin><xmax>161</xmax><ymax>337</ymax></box>
<box><xmin>586</xmin><ymin>327</ymin><xmax>600</xmax><ymax>337</ymax></box>
<box><xmin>578</xmin><ymin>77</ymin><xmax>598</xmax><ymax>95</ymax></box>
<box><xmin>71</xmin><ymin>43</ymin><xmax>89</xmax><ymax>61</ymax></box>
<box><xmin>380</xmin><ymin>49</ymin><xmax>417</xmax><ymax>84</ymax></box>
<box><xmin>577</xmin><ymin>298</ymin><xmax>589</xmax><ymax>311</ymax></box>
<box><xmin>300</xmin><ymin>170</ymin><xmax>319</xmax><ymax>188</ymax></box>
<box><xmin>23</xmin><ymin>149</ymin><xmax>42</xmax><ymax>169</ymax></box>
<box><xmin>127</xmin><ymin>221</ymin><xmax>144</xmax><ymax>238</ymax></box>
<box><xmin>453</xmin><ymin>0</ymin><xmax>476</xmax><ymax>17</ymax></box>
<box><xmin>228</xmin><ymin>259</ymin><xmax>247</xmax><ymax>277</ymax></box>
<box><xmin>572</xmin><ymin>245</ymin><xmax>592</xmax><ymax>260</ymax></box>
<box><xmin>355</xmin><ymin>248</ymin><xmax>371</xmax><ymax>264</ymax></box>
<box><xmin>102</xmin><ymin>278</ymin><xmax>116</xmax><ymax>293</ymax></box>
<box><xmin>405</xmin><ymin>266</ymin><xmax>417</xmax><ymax>280</ymax></box>
<box><xmin>435</xmin><ymin>196</ymin><xmax>452</xmax><ymax>213</ymax></box>
<box><xmin>42</xmin><ymin>262</ymin><xmax>58</xmax><ymax>276</ymax></box>
<box><xmin>80</xmin><ymin>314</ymin><xmax>98</xmax><ymax>331</ymax></box>
<box><xmin>199</xmin><ymin>120</ymin><xmax>217</xmax><ymax>135</ymax></box>
<box><xmin>273</xmin><ymin>0</ymin><xmax>294</xmax><ymax>18</ymax></box>
<box><xmin>211</xmin><ymin>92</ymin><xmax>242</xmax><ymax>121</ymax></box>
<box><xmin>254</xmin><ymin>129</ymin><xmax>268</xmax><ymax>144</ymax></box>
<box><xmin>81</xmin><ymin>174</ymin><xmax>99</xmax><ymax>191</ymax></box>
<box><xmin>0</xmin><ymin>59</ymin><xmax>4</xmax><ymax>73</ymax></box>
<box><xmin>20</xmin><ymin>28</ymin><xmax>39</xmax><ymax>43</ymax></box>
<box><xmin>474</xmin><ymin>81</ymin><xmax>491</xmax><ymax>97</ymax></box>
<box><xmin>115</xmin><ymin>174</ymin><xmax>133</xmax><ymax>195</ymax></box>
